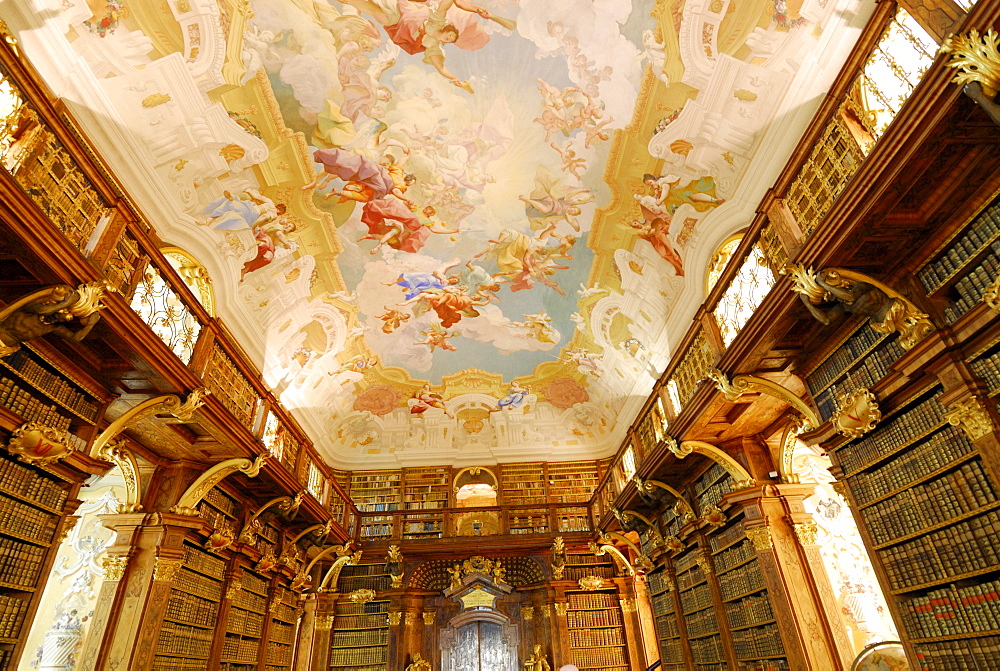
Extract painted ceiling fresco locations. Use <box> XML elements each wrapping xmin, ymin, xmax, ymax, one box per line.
<box><xmin>11</xmin><ymin>0</ymin><xmax>870</xmax><ymax>466</ymax></box>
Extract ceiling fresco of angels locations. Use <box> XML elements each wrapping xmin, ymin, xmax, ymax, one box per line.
<box><xmin>11</xmin><ymin>0</ymin><xmax>870</xmax><ymax>465</ymax></box>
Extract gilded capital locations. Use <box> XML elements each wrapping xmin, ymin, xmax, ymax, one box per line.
<box><xmin>316</xmin><ymin>615</ymin><xmax>334</xmax><ymax>631</ymax></box>
<box><xmin>422</xmin><ymin>611</ymin><xmax>435</xmax><ymax>625</ymax></box>
<box><xmin>226</xmin><ymin>579</ymin><xmax>243</xmax><ymax>600</ymax></box>
<box><xmin>746</xmin><ymin>526</ymin><xmax>773</xmax><ymax>551</ymax></box>
<box><xmin>619</xmin><ymin>598</ymin><xmax>637</xmax><ymax>613</ymax></box>
<box><xmin>405</xmin><ymin>612</ymin><xmax>417</xmax><ymax>626</ymax></box>
<box><xmin>388</xmin><ymin>611</ymin><xmax>402</xmax><ymax>626</ymax></box>
<box><xmin>522</xmin><ymin>605</ymin><xmax>535</xmax><ymax>620</ymax></box>
<box><xmin>102</xmin><ymin>555</ymin><xmax>129</xmax><ymax>581</ymax></box>
<box><xmin>153</xmin><ymin>557</ymin><xmax>184</xmax><ymax>583</ymax></box>
<box><xmin>554</xmin><ymin>603</ymin><xmax>568</xmax><ymax>617</ymax></box>
<box><xmin>794</xmin><ymin>522</ymin><xmax>819</xmax><ymax>546</ymax></box>
<box><xmin>945</xmin><ymin>397</ymin><xmax>993</xmax><ymax>441</ymax></box>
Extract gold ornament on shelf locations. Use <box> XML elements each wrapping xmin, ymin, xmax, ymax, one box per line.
<box><xmin>522</xmin><ymin>605</ymin><xmax>535</xmax><ymax>620</ymax></box>
<box><xmin>985</xmin><ymin>274</ymin><xmax>1000</xmax><ymax>313</ymax></box>
<box><xmin>153</xmin><ymin>557</ymin><xmax>184</xmax><ymax>583</ymax></box>
<box><xmin>664</xmin><ymin>535</ymin><xmax>685</xmax><ymax>553</ymax></box>
<box><xmin>388</xmin><ymin>611</ymin><xmax>402</xmax><ymax>626</ymax></box>
<box><xmin>578</xmin><ymin>575</ymin><xmax>604</xmax><ymax>591</ymax></box>
<box><xmin>550</xmin><ymin>536</ymin><xmax>567</xmax><ymax>580</ymax></box>
<box><xmin>315</xmin><ymin>615</ymin><xmax>334</xmax><ymax>631</ymax></box>
<box><xmin>205</xmin><ymin>528</ymin><xmax>234</xmax><ymax>554</ymax></box>
<box><xmin>700</xmin><ymin>504</ymin><xmax>727</xmax><ymax>528</ymax></box>
<box><xmin>619</xmin><ymin>599</ymin><xmax>637</xmax><ymax>613</ymax></box>
<box><xmin>226</xmin><ymin>580</ymin><xmax>243</xmax><ymax>600</ymax></box>
<box><xmin>422</xmin><ymin>611</ymin><xmax>435</xmax><ymax>625</ymax></box>
<box><xmin>832</xmin><ymin>387</ymin><xmax>880</xmax><ymax>438</ymax></box>
<box><xmin>7</xmin><ymin>422</ymin><xmax>73</xmax><ymax>465</ymax></box>
<box><xmin>349</xmin><ymin>588</ymin><xmax>376</xmax><ymax>603</ymax></box>
<box><xmin>554</xmin><ymin>603</ymin><xmax>568</xmax><ymax>617</ymax></box>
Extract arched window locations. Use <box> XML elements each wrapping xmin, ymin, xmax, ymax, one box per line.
<box><xmin>711</xmin><ymin>241</ymin><xmax>776</xmax><ymax>347</ymax></box>
<box><xmin>162</xmin><ymin>247</ymin><xmax>215</xmax><ymax>317</ymax></box>
<box><xmin>705</xmin><ymin>233</ymin><xmax>744</xmax><ymax>295</ymax></box>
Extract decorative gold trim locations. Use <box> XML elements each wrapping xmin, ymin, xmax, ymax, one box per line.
<box><xmin>315</xmin><ymin>545</ymin><xmax>363</xmax><ymax>593</ymax></box>
<box><xmin>315</xmin><ymin>615</ymin><xmax>335</xmax><ymax>631</ymax></box>
<box><xmin>388</xmin><ymin>611</ymin><xmax>402</xmax><ymax>626</ymax></box>
<box><xmin>554</xmin><ymin>603</ymin><xmax>567</xmax><ymax>617</ymax></box>
<box><xmin>56</xmin><ymin>515</ymin><xmax>80</xmax><ymax>544</ymax></box>
<box><xmin>832</xmin><ymin>387</ymin><xmax>881</xmax><ymax>439</ymax></box>
<box><xmin>831</xmin><ymin>480</ymin><xmax>848</xmax><ymax>497</ymax></box>
<box><xmin>95</xmin><ymin>439</ymin><xmax>143</xmax><ymax>513</ymax></box>
<box><xmin>664</xmin><ymin>535</ymin><xmax>685</xmax><ymax>553</ymax></box>
<box><xmin>7</xmin><ymin>423</ymin><xmax>73</xmax><ymax>465</ymax></box>
<box><xmin>170</xmin><ymin>454</ymin><xmax>268</xmax><ymax>515</ymax></box>
<box><xmin>0</xmin><ymin>282</ymin><xmax>110</xmax><ymax>358</ymax></box>
<box><xmin>522</xmin><ymin>605</ymin><xmax>535</xmax><ymax>620</ymax></box>
<box><xmin>291</xmin><ymin>520</ymin><xmax>333</xmax><ymax>545</ymax></box>
<box><xmin>793</xmin><ymin>522</ymin><xmax>819</xmax><ymax>546</ymax></box>
<box><xmin>422</xmin><ymin>611</ymin><xmax>435</xmax><ymax>625</ymax></box>
<box><xmin>226</xmin><ymin>579</ymin><xmax>243</xmax><ymax>600</ymax></box>
<box><xmin>708</xmin><ymin>369</ymin><xmax>820</xmax><ymax>428</ymax></box>
<box><xmin>675</xmin><ymin>440</ymin><xmax>757</xmax><ymax>490</ymax></box>
<box><xmin>619</xmin><ymin>598</ymin><xmax>637</xmax><ymax>613</ymax></box>
<box><xmin>940</xmin><ymin>29</ymin><xmax>1000</xmax><ymax>98</ymax></box>
<box><xmin>695</xmin><ymin>551</ymin><xmax>713</xmax><ymax>575</ymax></box>
<box><xmin>589</xmin><ymin>536</ymin><xmax>636</xmax><ymax>577</ymax></box>
<box><xmin>578</xmin><ymin>575</ymin><xmax>605</xmax><ymax>591</ymax></box>
<box><xmin>404</xmin><ymin>612</ymin><xmax>417</xmax><ymax>626</ymax></box>
<box><xmin>349</xmin><ymin>588</ymin><xmax>376</xmax><ymax>603</ymax></box>
<box><xmin>551</xmin><ymin>536</ymin><xmax>567</xmax><ymax>580</ymax></box>
<box><xmin>153</xmin><ymin>557</ymin><xmax>184</xmax><ymax>582</ymax></box>
<box><xmin>206</xmin><ymin>528</ymin><xmax>235</xmax><ymax>554</ymax></box>
<box><xmin>945</xmin><ymin>397</ymin><xmax>993</xmax><ymax>441</ymax></box>
<box><xmin>746</xmin><ymin>526</ymin><xmax>773</xmax><ymax>551</ymax></box>
<box><xmin>102</xmin><ymin>555</ymin><xmax>128</xmax><ymax>581</ymax></box>
<box><xmin>612</xmin><ymin>507</ymin><xmax>665</xmax><ymax>547</ymax></box>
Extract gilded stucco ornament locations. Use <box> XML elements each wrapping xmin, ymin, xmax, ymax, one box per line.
<box><xmin>7</xmin><ymin>422</ymin><xmax>73</xmax><ymax>465</ymax></box>
<box><xmin>664</xmin><ymin>535</ymin><xmax>685</xmax><ymax>553</ymax></box>
<box><xmin>794</xmin><ymin>522</ymin><xmax>819</xmax><ymax>546</ymax></box>
<box><xmin>153</xmin><ymin>557</ymin><xmax>184</xmax><ymax>582</ymax></box>
<box><xmin>315</xmin><ymin>615</ymin><xmax>335</xmax><ymax>631</ymax></box>
<box><xmin>785</xmin><ymin>264</ymin><xmax>932</xmax><ymax>349</ymax></box>
<box><xmin>206</xmin><ymin>528</ymin><xmax>235</xmax><ymax>554</ymax></box>
<box><xmin>170</xmin><ymin>454</ymin><xmax>268</xmax><ymax>515</ymax></box>
<box><xmin>578</xmin><ymin>575</ymin><xmax>604</xmax><ymax>591</ymax></box>
<box><xmin>940</xmin><ymin>29</ymin><xmax>1000</xmax><ymax>127</ymax></box>
<box><xmin>832</xmin><ymin>387</ymin><xmax>880</xmax><ymax>438</ymax></box>
<box><xmin>550</xmin><ymin>536</ymin><xmax>567</xmax><ymax>580</ymax></box>
<box><xmin>746</xmin><ymin>526</ymin><xmax>773</xmax><ymax>551</ymax></box>
<box><xmin>700</xmin><ymin>504</ymin><xmax>727</xmax><ymax>529</ymax></box>
<box><xmin>387</xmin><ymin>544</ymin><xmax>404</xmax><ymax>588</ymax></box>
<box><xmin>349</xmin><ymin>588</ymin><xmax>376</xmax><ymax>603</ymax></box>
<box><xmin>945</xmin><ymin>397</ymin><xmax>994</xmax><ymax>441</ymax></box>
<box><xmin>522</xmin><ymin>605</ymin><xmax>535</xmax><ymax>620</ymax></box>
<box><xmin>102</xmin><ymin>555</ymin><xmax>128</xmax><ymax>581</ymax></box>
<box><xmin>0</xmin><ymin>282</ymin><xmax>109</xmax><ymax>358</ymax></box>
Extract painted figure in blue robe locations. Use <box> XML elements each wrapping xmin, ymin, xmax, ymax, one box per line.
<box><xmin>204</xmin><ymin>188</ymin><xmax>284</xmax><ymax>230</ymax></box>
<box><xmin>388</xmin><ymin>270</ymin><xmax>459</xmax><ymax>300</ymax></box>
<box><xmin>497</xmin><ymin>381</ymin><xmax>530</xmax><ymax>410</ymax></box>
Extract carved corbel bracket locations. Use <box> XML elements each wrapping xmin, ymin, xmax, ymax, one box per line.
<box><xmin>96</xmin><ymin>438</ymin><xmax>143</xmax><ymax>514</ymax></box>
<box><xmin>169</xmin><ymin>453</ymin><xmax>268</xmax><ymax>516</ymax></box>
<box><xmin>708</xmin><ymin>369</ymin><xmax>820</xmax><ymax>428</ymax></box>
<box><xmin>589</xmin><ymin>539</ymin><xmax>636</xmax><ymax>576</ymax></box>
<box><xmin>0</xmin><ymin>281</ymin><xmax>110</xmax><ymax>358</ymax></box>
<box><xmin>290</xmin><ymin>519</ymin><xmax>334</xmax><ymax>546</ymax></box>
<box><xmin>634</xmin><ymin>476</ymin><xmax>696</xmax><ymax>523</ymax></box>
<box><xmin>308</xmin><ymin>543</ymin><xmax>361</xmax><ymax>593</ymax></box>
<box><xmin>940</xmin><ymin>29</ymin><xmax>1000</xmax><ymax>98</ymax></box>
<box><xmin>673</xmin><ymin>440</ymin><xmax>757</xmax><ymax>490</ymax></box>
<box><xmin>945</xmin><ymin>396</ymin><xmax>994</xmax><ymax>441</ymax></box>
<box><xmin>550</xmin><ymin>536</ymin><xmax>567</xmax><ymax>580</ymax></box>
<box><xmin>611</xmin><ymin>506</ymin><xmax>665</xmax><ymax>548</ymax></box>
<box><xmin>238</xmin><ymin>492</ymin><xmax>304</xmax><ymax>544</ymax></box>
<box><xmin>90</xmin><ymin>389</ymin><xmax>210</xmax><ymax>459</ymax></box>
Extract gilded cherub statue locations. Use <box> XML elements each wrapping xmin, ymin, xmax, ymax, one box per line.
<box><xmin>0</xmin><ymin>282</ymin><xmax>108</xmax><ymax>357</ymax></box>
<box><xmin>523</xmin><ymin>644</ymin><xmax>551</xmax><ymax>671</ymax></box>
<box><xmin>447</xmin><ymin>563</ymin><xmax>463</xmax><ymax>589</ymax></box>
<box><xmin>405</xmin><ymin>653</ymin><xmax>432</xmax><ymax>671</ymax></box>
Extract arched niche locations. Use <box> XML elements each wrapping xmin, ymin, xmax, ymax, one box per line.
<box><xmin>453</xmin><ymin>466</ymin><xmax>498</xmax><ymax>508</ymax></box>
<box><xmin>162</xmin><ymin>246</ymin><xmax>215</xmax><ymax>317</ymax></box>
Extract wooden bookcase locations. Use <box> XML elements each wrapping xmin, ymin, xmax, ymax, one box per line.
<box><xmin>154</xmin><ymin>543</ymin><xmax>225</xmax><ymax>671</ymax></box>
<box><xmin>401</xmin><ymin>466</ymin><xmax>450</xmax><ymax>510</ymax></box>
<box><xmin>220</xmin><ymin>568</ymin><xmax>268</xmax><ymax>670</ymax></box>
<box><xmin>327</xmin><ymin>594</ymin><xmax>389</xmax><ymax>671</ymax></box>
<box><xmin>500</xmin><ymin>462</ymin><xmax>547</xmax><ymax>505</ymax></box>
<box><xmin>351</xmin><ymin>471</ymin><xmax>402</xmax><ymax>512</ymax></box>
<box><xmin>265</xmin><ymin>583</ymin><xmax>297</xmax><ymax>671</ymax></box>
<box><xmin>548</xmin><ymin>461</ymin><xmax>600</xmax><ymax>503</ymax></box>
<box><xmin>647</xmin><ymin>567</ymin><xmax>686</xmax><ymax>671</ymax></box>
<box><xmin>564</xmin><ymin>588</ymin><xmax>629</xmax><ymax>670</ymax></box>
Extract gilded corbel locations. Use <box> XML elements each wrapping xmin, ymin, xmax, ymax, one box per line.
<box><xmin>169</xmin><ymin>454</ymin><xmax>268</xmax><ymax>516</ymax></box>
<box><xmin>708</xmin><ymin>369</ymin><xmax>819</xmax><ymax>429</ymax></box>
<box><xmin>831</xmin><ymin>387</ymin><xmax>880</xmax><ymax>439</ymax></box>
<box><xmin>672</xmin><ymin>440</ymin><xmax>757</xmax><ymax>490</ymax></box>
<box><xmin>238</xmin><ymin>492</ymin><xmax>304</xmax><ymax>544</ymax></box>
<box><xmin>551</xmin><ymin>536</ymin><xmax>567</xmax><ymax>580</ymax></box>
<box><xmin>633</xmin><ymin>476</ymin><xmax>696</xmax><ymax>523</ymax></box>
<box><xmin>0</xmin><ymin>281</ymin><xmax>110</xmax><ymax>358</ymax></box>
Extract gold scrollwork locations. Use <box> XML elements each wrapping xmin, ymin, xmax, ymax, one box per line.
<box><xmin>940</xmin><ymin>29</ymin><xmax>1000</xmax><ymax>98</ymax></box>
<box><xmin>7</xmin><ymin>422</ymin><xmax>73</xmax><ymax>465</ymax></box>
<box><xmin>422</xmin><ymin>611</ymin><xmax>435</xmax><ymax>625</ymax></box>
<box><xmin>522</xmin><ymin>605</ymin><xmax>535</xmax><ymax>620</ymax></box>
<box><xmin>832</xmin><ymin>387</ymin><xmax>880</xmax><ymax>439</ymax></box>
<box><xmin>315</xmin><ymin>615</ymin><xmax>335</xmax><ymax>631</ymax></box>
<box><xmin>387</xmin><ymin>611</ymin><xmax>402</xmax><ymax>626</ymax></box>
<box><xmin>673</xmin><ymin>440</ymin><xmax>757</xmax><ymax>490</ymax></box>
<box><xmin>349</xmin><ymin>588</ymin><xmax>376</xmax><ymax>603</ymax></box>
<box><xmin>945</xmin><ymin>397</ymin><xmax>994</xmax><ymax>441</ymax></box>
<box><xmin>578</xmin><ymin>575</ymin><xmax>605</xmax><ymax>591</ymax></box>
<box><xmin>554</xmin><ymin>603</ymin><xmax>567</xmax><ymax>617</ymax></box>
<box><xmin>700</xmin><ymin>504</ymin><xmax>726</xmax><ymax>529</ymax></box>
<box><xmin>619</xmin><ymin>599</ymin><xmax>637</xmax><ymax>613</ymax></box>
<box><xmin>404</xmin><ymin>612</ymin><xmax>417</xmax><ymax>626</ymax></box>
<box><xmin>170</xmin><ymin>454</ymin><xmax>268</xmax><ymax>515</ymax></box>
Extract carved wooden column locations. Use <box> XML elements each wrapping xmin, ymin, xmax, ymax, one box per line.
<box><xmin>309</xmin><ymin>592</ymin><xmax>336</xmax><ymax>669</ymax></box>
<box><xmin>612</xmin><ymin>577</ymin><xmax>648</xmax><ymax>670</ymax></box>
<box><xmin>420</xmin><ymin>608</ymin><xmax>437</xmax><ymax>668</ymax></box>
<box><xmin>727</xmin><ymin>485</ymin><xmax>850</xmax><ymax>670</ymax></box>
<box><xmin>78</xmin><ymin>512</ymin><xmax>203</xmax><ymax>671</ymax></box>
<box><xmin>294</xmin><ymin>593</ymin><xmax>317</xmax><ymax>671</ymax></box>
<box><xmin>549</xmin><ymin>585</ymin><xmax>569</xmax><ymax>668</ymax></box>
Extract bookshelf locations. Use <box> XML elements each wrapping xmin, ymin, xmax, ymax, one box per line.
<box><xmin>328</xmin><ymin>594</ymin><xmax>389</xmax><ymax>671</ymax></box>
<box><xmin>647</xmin><ymin>568</ymin><xmax>685</xmax><ymax>671</ymax></box>
<box><xmin>401</xmin><ymin>511</ymin><xmax>443</xmax><ymax>540</ymax></box>
<box><xmin>221</xmin><ymin>569</ymin><xmax>268</xmax><ymax>670</ymax></box>
<box><xmin>547</xmin><ymin>461</ymin><xmax>600</xmax><ymax>503</ymax></box>
<box><xmin>154</xmin><ymin>543</ymin><xmax>225</xmax><ymax>671</ymax></box>
<box><xmin>359</xmin><ymin>515</ymin><xmax>394</xmax><ymax>540</ymax></box>
<box><xmin>198</xmin><ymin>486</ymin><xmax>239</xmax><ymax>541</ymax></box>
<box><xmin>500</xmin><ymin>463</ymin><xmax>546</xmax><ymax>505</ymax></box>
<box><xmin>555</xmin><ymin>507</ymin><xmax>590</xmax><ymax>533</ymax></box>
<box><xmin>351</xmin><ymin>471</ymin><xmax>402</xmax><ymax>512</ymax></box>
<box><xmin>828</xmin><ymin>380</ymin><xmax>1000</xmax><ymax>666</ymax></box>
<box><xmin>562</xmin><ymin>552</ymin><xmax>616</xmax><ymax>582</ymax></box>
<box><xmin>0</xmin><ymin>346</ymin><xmax>102</xmax><ymax>426</ymax></box>
<box><xmin>916</xmin><ymin>195</ymin><xmax>1000</xmax><ymax>324</ymax></box>
<box><xmin>508</xmin><ymin>508</ymin><xmax>549</xmax><ymax>535</ymax></box>
<box><xmin>564</xmin><ymin>589</ymin><xmax>629</xmax><ymax>671</ymax></box>
<box><xmin>337</xmin><ymin>563</ymin><xmax>392</xmax><ymax>593</ymax></box>
<box><xmin>401</xmin><ymin>466</ymin><xmax>450</xmax><ymax>509</ymax></box>
<box><xmin>265</xmin><ymin>583</ymin><xmax>297</xmax><ymax>671</ymax></box>
<box><xmin>0</xmin><ymin>447</ymin><xmax>71</xmax><ymax>670</ymax></box>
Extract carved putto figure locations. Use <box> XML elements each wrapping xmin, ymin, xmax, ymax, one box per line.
<box><xmin>0</xmin><ymin>282</ymin><xmax>108</xmax><ymax>357</ymax></box>
<box><xmin>523</xmin><ymin>644</ymin><xmax>552</xmax><ymax>671</ymax></box>
<box><xmin>405</xmin><ymin>653</ymin><xmax>432</xmax><ymax>671</ymax></box>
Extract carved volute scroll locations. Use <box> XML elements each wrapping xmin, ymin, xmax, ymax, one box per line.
<box><xmin>673</xmin><ymin>440</ymin><xmax>757</xmax><ymax>490</ymax></box>
<box><xmin>634</xmin><ymin>476</ymin><xmax>697</xmax><ymax>522</ymax></box>
<box><xmin>169</xmin><ymin>454</ymin><xmax>268</xmax><ymax>516</ymax></box>
<box><xmin>238</xmin><ymin>492</ymin><xmax>303</xmax><ymax>544</ymax></box>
